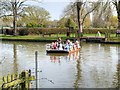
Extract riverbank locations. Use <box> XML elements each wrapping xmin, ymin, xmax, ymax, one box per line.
<box><xmin>0</xmin><ymin>77</ymin><xmax>2</xmax><ymax>88</ymax></box>
<box><xmin>0</xmin><ymin>34</ymin><xmax>120</xmax><ymax>44</ymax></box>
<box><xmin>0</xmin><ymin>35</ymin><xmax>68</xmax><ymax>42</ymax></box>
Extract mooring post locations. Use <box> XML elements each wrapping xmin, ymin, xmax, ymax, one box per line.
<box><xmin>35</xmin><ymin>51</ymin><xmax>38</xmax><ymax>89</ymax></box>
<box><xmin>20</xmin><ymin>71</ymin><xmax>25</xmax><ymax>89</ymax></box>
<box><xmin>7</xmin><ymin>74</ymin><xmax>11</xmax><ymax>83</ymax></box>
<box><xmin>28</xmin><ymin>69</ymin><xmax>31</xmax><ymax>88</ymax></box>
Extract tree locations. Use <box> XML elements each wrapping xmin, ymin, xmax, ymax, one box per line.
<box><xmin>57</xmin><ymin>17</ymin><xmax>67</xmax><ymax>28</ymax></box>
<box><xmin>65</xmin><ymin>18</ymin><xmax>77</xmax><ymax>29</ymax></box>
<box><xmin>63</xmin><ymin>0</ymin><xmax>101</xmax><ymax>37</ymax></box>
<box><xmin>20</xmin><ymin>6</ymin><xmax>50</xmax><ymax>27</ymax></box>
<box><xmin>92</xmin><ymin>1</ymin><xmax>114</xmax><ymax>28</ymax></box>
<box><xmin>112</xmin><ymin>0</ymin><xmax>120</xmax><ymax>29</ymax></box>
<box><xmin>48</xmin><ymin>20</ymin><xmax>59</xmax><ymax>28</ymax></box>
<box><xmin>92</xmin><ymin>0</ymin><xmax>119</xmax><ymax>29</ymax></box>
<box><xmin>0</xmin><ymin>0</ymin><xmax>39</xmax><ymax>35</ymax></box>
<box><xmin>84</xmin><ymin>15</ymin><xmax>91</xmax><ymax>28</ymax></box>
<box><xmin>1</xmin><ymin>17</ymin><xmax>12</xmax><ymax>26</ymax></box>
<box><xmin>110</xmin><ymin>16</ymin><xmax>118</xmax><ymax>28</ymax></box>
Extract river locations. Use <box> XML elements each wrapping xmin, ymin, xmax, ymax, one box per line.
<box><xmin>0</xmin><ymin>41</ymin><xmax>119</xmax><ymax>88</ymax></box>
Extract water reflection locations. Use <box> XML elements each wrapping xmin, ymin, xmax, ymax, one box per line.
<box><xmin>13</xmin><ymin>43</ymin><xmax>18</xmax><ymax>74</ymax></box>
<box><xmin>115</xmin><ymin>46</ymin><xmax>120</xmax><ymax>88</ymax></box>
<box><xmin>114</xmin><ymin>63</ymin><xmax>120</xmax><ymax>88</ymax></box>
<box><xmin>1</xmin><ymin>41</ymin><xmax>119</xmax><ymax>88</ymax></box>
<box><xmin>74</xmin><ymin>52</ymin><xmax>81</xmax><ymax>88</ymax></box>
<box><xmin>50</xmin><ymin>56</ymin><xmax>61</xmax><ymax>64</ymax></box>
<box><xmin>47</xmin><ymin>51</ymin><xmax>82</xmax><ymax>88</ymax></box>
<box><xmin>48</xmin><ymin>51</ymin><xmax>80</xmax><ymax>64</ymax></box>
<box><xmin>117</xmin><ymin>63</ymin><xmax>120</xmax><ymax>88</ymax></box>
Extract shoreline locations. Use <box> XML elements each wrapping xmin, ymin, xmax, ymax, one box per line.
<box><xmin>1</xmin><ymin>38</ymin><xmax>56</xmax><ymax>43</ymax></box>
<box><xmin>1</xmin><ymin>38</ymin><xmax>120</xmax><ymax>44</ymax></box>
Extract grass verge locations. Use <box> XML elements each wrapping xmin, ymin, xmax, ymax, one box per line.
<box><xmin>0</xmin><ymin>34</ymin><xmax>120</xmax><ymax>42</ymax></box>
<box><xmin>0</xmin><ymin>34</ymin><xmax>74</xmax><ymax>42</ymax></box>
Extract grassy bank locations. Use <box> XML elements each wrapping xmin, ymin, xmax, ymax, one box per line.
<box><xmin>0</xmin><ymin>34</ymin><xmax>120</xmax><ymax>43</ymax></box>
<box><xmin>0</xmin><ymin>34</ymin><xmax>73</xmax><ymax>42</ymax></box>
<box><xmin>107</xmin><ymin>37</ymin><xmax>120</xmax><ymax>42</ymax></box>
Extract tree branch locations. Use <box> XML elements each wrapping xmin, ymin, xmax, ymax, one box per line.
<box><xmin>82</xmin><ymin>2</ymin><xmax>99</xmax><ymax>25</ymax></box>
<box><xmin>0</xmin><ymin>14</ymin><xmax>13</xmax><ymax>18</ymax></box>
<box><xmin>81</xmin><ymin>0</ymin><xmax>87</xmax><ymax>16</ymax></box>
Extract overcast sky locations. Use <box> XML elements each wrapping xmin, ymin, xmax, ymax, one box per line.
<box><xmin>40</xmin><ymin>2</ymin><xmax>70</xmax><ymax>20</ymax></box>
<box><xmin>26</xmin><ymin>0</ymin><xmax>71</xmax><ymax>20</ymax></box>
<box><xmin>26</xmin><ymin>0</ymin><xmax>117</xmax><ymax>20</ymax></box>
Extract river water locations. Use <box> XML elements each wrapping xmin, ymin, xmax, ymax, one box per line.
<box><xmin>0</xmin><ymin>41</ymin><xmax>119</xmax><ymax>88</ymax></box>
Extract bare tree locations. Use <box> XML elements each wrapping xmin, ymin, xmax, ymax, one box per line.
<box><xmin>63</xmin><ymin>0</ymin><xmax>101</xmax><ymax>38</ymax></box>
<box><xmin>92</xmin><ymin>1</ymin><xmax>113</xmax><ymax>28</ymax></box>
<box><xmin>112</xmin><ymin>0</ymin><xmax>120</xmax><ymax>29</ymax></box>
<box><xmin>0</xmin><ymin>0</ymin><xmax>39</xmax><ymax>35</ymax></box>
<box><xmin>20</xmin><ymin>6</ymin><xmax>50</xmax><ymax>27</ymax></box>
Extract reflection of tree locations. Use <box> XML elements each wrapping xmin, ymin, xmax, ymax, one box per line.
<box><xmin>117</xmin><ymin>63</ymin><xmax>120</xmax><ymax>89</ymax></box>
<box><xmin>13</xmin><ymin>43</ymin><xmax>18</xmax><ymax>74</ymax></box>
<box><xmin>74</xmin><ymin>52</ymin><xmax>81</xmax><ymax>88</ymax></box>
<box><xmin>113</xmin><ymin>63</ymin><xmax>120</xmax><ymax>88</ymax></box>
<box><xmin>118</xmin><ymin>47</ymin><xmax>120</xmax><ymax>89</ymax></box>
<box><xmin>117</xmin><ymin>63</ymin><xmax>120</xmax><ymax>88</ymax></box>
<box><xmin>114</xmin><ymin>47</ymin><xmax>120</xmax><ymax>89</ymax></box>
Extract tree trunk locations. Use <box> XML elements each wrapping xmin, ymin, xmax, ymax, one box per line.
<box><xmin>77</xmin><ymin>2</ymin><xmax>83</xmax><ymax>38</ymax></box>
<box><xmin>77</xmin><ymin>5</ymin><xmax>80</xmax><ymax>37</ymax></box>
<box><xmin>13</xmin><ymin>1</ymin><xmax>17</xmax><ymax>36</ymax></box>
<box><xmin>117</xmin><ymin>10</ymin><xmax>120</xmax><ymax>29</ymax></box>
<box><xmin>117</xmin><ymin>1</ymin><xmax>120</xmax><ymax>29</ymax></box>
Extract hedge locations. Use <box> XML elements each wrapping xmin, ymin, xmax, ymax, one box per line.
<box><xmin>82</xmin><ymin>28</ymin><xmax>116</xmax><ymax>34</ymax></box>
<box><xmin>0</xmin><ymin>27</ymin><xmax>116</xmax><ymax>35</ymax></box>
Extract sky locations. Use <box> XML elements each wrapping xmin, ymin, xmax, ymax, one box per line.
<box><xmin>26</xmin><ymin>0</ymin><xmax>71</xmax><ymax>20</ymax></box>
<box><xmin>26</xmin><ymin>0</ymin><xmax>117</xmax><ymax>21</ymax></box>
<box><xmin>40</xmin><ymin>2</ymin><xmax>70</xmax><ymax>20</ymax></box>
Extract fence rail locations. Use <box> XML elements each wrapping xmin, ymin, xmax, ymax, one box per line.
<box><xmin>1</xmin><ymin>70</ymin><xmax>35</xmax><ymax>89</ymax></box>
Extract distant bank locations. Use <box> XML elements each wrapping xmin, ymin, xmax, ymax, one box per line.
<box><xmin>1</xmin><ymin>35</ymin><xmax>120</xmax><ymax>44</ymax></box>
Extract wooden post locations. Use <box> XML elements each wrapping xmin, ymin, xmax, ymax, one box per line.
<box><xmin>28</xmin><ymin>69</ymin><xmax>31</xmax><ymax>88</ymax></box>
<box><xmin>20</xmin><ymin>71</ymin><xmax>25</xmax><ymax>89</ymax></box>
<box><xmin>11</xmin><ymin>74</ymin><xmax>15</xmax><ymax>89</ymax></box>
<box><xmin>15</xmin><ymin>73</ymin><xmax>18</xmax><ymax>80</ymax></box>
<box><xmin>2</xmin><ymin>76</ymin><xmax>7</xmax><ymax>88</ymax></box>
<box><xmin>11</xmin><ymin>74</ymin><xmax>15</xmax><ymax>81</ymax></box>
<box><xmin>35</xmin><ymin>51</ymin><xmax>38</xmax><ymax>89</ymax></box>
<box><xmin>29</xmin><ymin>69</ymin><xmax>31</xmax><ymax>77</ymax></box>
<box><xmin>2</xmin><ymin>76</ymin><xmax>6</xmax><ymax>89</ymax></box>
<box><xmin>25</xmin><ymin>71</ymin><xmax>29</xmax><ymax>89</ymax></box>
<box><xmin>20</xmin><ymin>71</ymin><xmax>29</xmax><ymax>89</ymax></box>
<box><xmin>7</xmin><ymin>74</ymin><xmax>11</xmax><ymax>83</ymax></box>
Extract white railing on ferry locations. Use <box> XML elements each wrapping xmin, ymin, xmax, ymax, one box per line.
<box><xmin>46</xmin><ymin>44</ymin><xmax>51</xmax><ymax>50</ymax></box>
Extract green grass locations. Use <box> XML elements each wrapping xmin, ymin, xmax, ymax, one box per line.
<box><xmin>107</xmin><ymin>37</ymin><xmax>120</xmax><ymax>42</ymax></box>
<box><xmin>0</xmin><ymin>34</ymin><xmax>72</xmax><ymax>41</ymax></box>
<box><xmin>83</xmin><ymin>34</ymin><xmax>116</xmax><ymax>37</ymax></box>
<box><xmin>0</xmin><ymin>34</ymin><xmax>120</xmax><ymax>42</ymax></box>
<box><xmin>83</xmin><ymin>34</ymin><xmax>120</xmax><ymax>42</ymax></box>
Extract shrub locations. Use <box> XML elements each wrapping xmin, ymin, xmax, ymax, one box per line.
<box><xmin>1</xmin><ymin>27</ymin><xmax>116</xmax><ymax>36</ymax></box>
<box><xmin>82</xmin><ymin>28</ymin><xmax>116</xmax><ymax>34</ymax></box>
<box><xmin>2</xmin><ymin>28</ymin><xmax>14</xmax><ymax>35</ymax></box>
<box><xmin>18</xmin><ymin>28</ymin><xmax>29</xmax><ymax>36</ymax></box>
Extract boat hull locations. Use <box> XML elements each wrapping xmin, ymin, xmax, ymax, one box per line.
<box><xmin>46</xmin><ymin>48</ymin><xmax>80</xmax><ymax>54</ymax></box>
<box><xmin>46</xmin><ymin>50</ymin><xmax>69</xmax><ymax>53</ymax></box>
